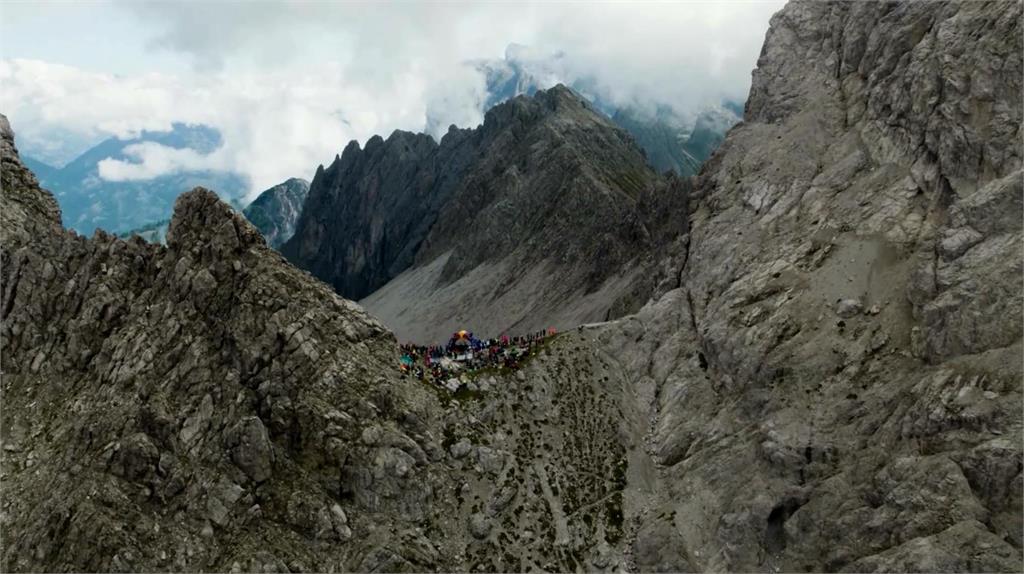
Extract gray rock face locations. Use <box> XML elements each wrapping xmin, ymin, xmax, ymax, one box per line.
<box><xmin>285</xmin><ymin>85</ymin><xmax>689</xmax><ymax>341</ymax></box>
<box><xmin>281</xmin><ymin>127</ymin><xmax>474</xmax><ymax>301</ymax></box>
<box><xmin>511</xmin><ymin>1</ymin><xmax>1021</xmax><ymax>571</ymax></box>
<box><xmin>241</xmin><ymin>177</ymin><xmax>310</xmax><ymax>249</ymax></box>
<box><xmin>0</xmin><ymin>118</ymin><xmax>461</xmax><ymax>571</ymax></box>
<box><xmin>226</xmin><ymin>416</ymin><xmax>275</xmax><ymax>483</ymax></box>
<box><xmin>1</xmin><ymin>115</ymin><xmax>63</xmax><ymax>246</ymax></box>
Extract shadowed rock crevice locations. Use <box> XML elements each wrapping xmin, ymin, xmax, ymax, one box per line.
<box><xmin>764</xmin><ymin>498</ymin><xmax>804</xmax><ymax>554</ymax></box>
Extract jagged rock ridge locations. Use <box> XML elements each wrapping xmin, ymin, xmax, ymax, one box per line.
<box><xmin>285</xmin><ymin>85</ymin><xmax>688</xmax><ymax>341</ymax></box>
<box><xmin>1</xmin><ymin>112</ymin><xmax>670</xmax><ymax>573</ymax></box>
<box><xmin>2</xmin><ymin>114</ymin><xmax>448</xmax><ymax>571</ymax></box>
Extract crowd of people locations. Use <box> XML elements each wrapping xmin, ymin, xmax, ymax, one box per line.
<box><xmin>399</xmin><ymin>328</ymin><xmax>557</xmax><ymax>390</ymax></box>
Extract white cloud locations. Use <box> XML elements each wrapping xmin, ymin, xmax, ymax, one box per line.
<box><xmin>126</xmin><ymin>1</ymin><xmax>782</xmax><ymax>111</ymax></box>
<box><xmin>1</xmin><ymin>1</ymin><xmax>783</xmax><ymax>198</ymax></box>
<box><xmin>1</xmin><ymin>58</ymin><xmax>436</xmax><ymax>196</ymax></box>
<box><xmin>97</xmin><ymin>141</ymin><xmax>223</xmax><ymax>181</ymax></box>
<box><xmin>0</xmin><ymin>59</ymin><xmax>188</xmax><ymax>141</ymax></box>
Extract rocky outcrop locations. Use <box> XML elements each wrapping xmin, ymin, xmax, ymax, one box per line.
<box><xmin>241</xmin><ymin>177</ymin><xmax>310</xmax><ymax>249</ymax></box>
<box><xmin>0</xmin><ymin>116</ymin><xmax>457</xmax><ymax>572</ymax></box>
<box><xmin>116</xmin><ymin>178</ymin><xmax>310</xmax><ymax>248</ymax></box>
<box><xmin>286</xmin><ymin>85</ymin><xmax>688</xmax><ymax>341</ymax></box>
<box><xmin>513</xmin><ymin>1</ymin><xmax>1022</xmax><ymax>571</ymax></box>
<box><xmin>1</xmin><ymin>115</ymin><xmax>64</xmax><ymax>246</ymax></box>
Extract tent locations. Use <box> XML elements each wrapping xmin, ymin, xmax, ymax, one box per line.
<box><xmin>450</xmin><ymin>330</ymin><xmax>473</xmax><ymax>349</ymax></box>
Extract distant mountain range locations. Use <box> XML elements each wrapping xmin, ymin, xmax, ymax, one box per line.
<box><xmin>458</xmin><ymin>44</ymin><xmax>742</xmax><ymax>176</ymax></box>
<box><xmin>24</xmin><ymin>123</ymin><xmax>248</xmax><ymax>235</ymax></box>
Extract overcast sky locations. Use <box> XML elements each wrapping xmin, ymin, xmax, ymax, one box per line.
<box><xmin>0</xmin><ymin>0</ymin><xmax>783</xmax><ymax>197</ymax></box>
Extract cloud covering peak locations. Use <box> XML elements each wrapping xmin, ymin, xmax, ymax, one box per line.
<box><xmin>1</xmin><ymin>1</ymin><xmax>783</xmax><ymax>197</ymax></box>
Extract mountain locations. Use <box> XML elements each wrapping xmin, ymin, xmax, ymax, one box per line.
<box><xmin>117</xmin><ymin>178</ymin><xmax>310</xmax><ymax>250</ymax></box>
<box><xmin>283</xmin><ymin>85</ymin><xmax>688</xmax><ymax>341</ymax></box>
<box><xmin>475</xmin><ymin>44</ymin><xmax>573</xmax><ymax>111</ymax></box>
<box><xmin>1</xmin><ymin>0</ymin><xmax>1021</xmax><ymax>572</ymax></box>
<box><xmin>21</xmin><ymin>155</ymin><xmax>59</xmax><ymax>181</ymax></box>
<box><xmin>512</xmin><ymin>1</ymin><xmax>1023</xmax><ymax>570</ymax></box>
<box><xmin>240</xmin><ymin>177</ymin><xmax>310</xmax><ymax>249</ymax></box>
<box><xmin>26</xmin><ymin>123</ymin><xmax>248</xmax><ymax>234</ymax></box>
<box><xmin>610</xmin><ymin>105</ymin><xmax>739</xmax><ymax>176</ymax></box>
<box><xmin>3</xmin><ymin>107</ymin><xmax>679</xmax><ymax>572</ymax></box>
<box><xmin>617</xmin><ymin>103</ymin><xmax>744</xmax><ymax>176</ymax></box>
<box><xmin>469</xmin><ymin>44</ymin><xmax>741</xmax><ymax>176</ymax></box>
<box><xmin>13</xmin><ymin>125</ymin><xmax>104</xmax><ymax>168</ymax></box>
<box><xmin>1</xmin><ymin>115</ymin><xmax>433</xmax><ymax>572</ymax></box>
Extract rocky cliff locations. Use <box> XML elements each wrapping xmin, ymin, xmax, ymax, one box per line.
<box><xmin>520</xmin><ymin>1</ymin><xmax>1022</xmax><ymax>570</ymax></box>
<box><xmin>3</xmin><ymin>113</ymin><xmax>424</xmax><ymax>571</ymax></box>
<box><xmin>285</xmin><ymin>85</ymin><xmax>688</xmax><ymax>341</ymax></box>
<box><xmin>242</xmin><ymin>177</ymin><xmax>310</xmax><ymax>249</ymax></box>
<box><xmin>403</xmin><ymin>2</ymin><xmax>1022</xmax><ymax>569</ymax></box>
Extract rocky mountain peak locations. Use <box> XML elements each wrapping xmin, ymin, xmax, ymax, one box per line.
<box><xmin>1</xmin><ymin>113</ymin><xmax>63</xmax><ymax>245</ymax></box>
<box><xmin>240</xmin><ymin>177</ymin><xmax>310</xmax><ymax>249</ymax></box>
<box><xmin>285</xmin><ymin>83</ymin><xmax>679</xmax><ymax>341</ymax></box>
<box><xmin>2</xmin><ymin>124</ymin><xmax>426</xmax><ymax>571</ymax></box>
<box><xmin>481</xmin><ymin>83</ymin><xmax>611</xmax><ymax>136</ymax></box>
<box><xmin>339</xmin><ymin>138</ymin><xmax>362</xmax><ymax>162</ymax></box>
<box><xmin>1</xmin><ymin>113</ymin><xmax>13</xmax><ymax>147</ymax></box>
<box><xmin>166</xmin><ymin>187</ymin><xmax>267</xmax><ymax>254</ymax></box>
<box><xmin>440</xmin><ymin>123</ymin><xmax>473</xmax><ymax>145</ymax></box>
<box><xmin>534</xmin><ymin>83</ymin><xmax>591</xmax><ymax>110</ymax></box>
<box><xmin>281</xmin><ymin>176</ymin><xmax>308</xmax><ymax>186</ymax></box>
